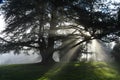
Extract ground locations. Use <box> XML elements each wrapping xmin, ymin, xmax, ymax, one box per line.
<box><xmin>0</xmin><ymin>61</ymin><xmax>120</xmax><ymax>80</ymax></box>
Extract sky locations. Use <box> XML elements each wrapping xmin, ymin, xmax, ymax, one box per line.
<box><xmin>0</xmin><ymin>15</ymin><xmax>5</xmax><ymax>32</ymax></box>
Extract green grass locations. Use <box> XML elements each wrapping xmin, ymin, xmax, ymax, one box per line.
<box><xmin>0</xmin><ymin>62</ymin><xmax>120</xmax><ymax>80</ymax></box>
<box><xmin>0</xmin><ymin>63</ymin><xmax>52</xmax><ymax>80</ymax></box>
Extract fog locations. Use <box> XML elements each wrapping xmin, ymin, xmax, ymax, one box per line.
<box><xmin>0</xmin><ymin>52</ymin><xmax>41</xmax><ymax>65</ymax></box>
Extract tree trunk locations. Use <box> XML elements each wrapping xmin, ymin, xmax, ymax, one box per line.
<box><xmin>40</xmin><ymin>37</ymin><xmax>56</xmax><ymax>65</ymax></box>
<box><xmin>40</xmin><ymin>49</ymin><xmax>55</xmax><ymax>65</ymax></box>
<box><xmin>39</xmin><ymin>9</ymin><xmax>57</xmax><ymax>65</ymax></box>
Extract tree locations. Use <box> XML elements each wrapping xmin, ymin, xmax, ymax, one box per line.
<box><xmin>0</xmin><ymin>0</ymin><xmax>60</xmax><ymax>64</ymax></box>
<box><xmin>111</xmin><ymin>41</ymin><xmax>120</xmax><ymax>63</ymax></box>
<box><xmin>0</xmin><ymin>0</ymin><xmax>120</xmax><ymax>64</ymax></box>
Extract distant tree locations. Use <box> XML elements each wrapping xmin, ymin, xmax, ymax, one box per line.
<box><xmin>111</xmin><ymin>41</ymin><xmax>120</xmax><ymax>63</ymax></box>
<box><xmin>1</xmin><ymin>0</ymin><xmax>120</xmax><ymax>64</ymax></box>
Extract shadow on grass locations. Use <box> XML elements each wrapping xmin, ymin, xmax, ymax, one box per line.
<box><xmin>0</xmin><ymin>62</ymin><xmax>120</xmax><ymax>80</ymax></box>
<box><xmin>0</xmin><ymin>63</ymin><xmax>54</xmax><ymax>80</ymax></box>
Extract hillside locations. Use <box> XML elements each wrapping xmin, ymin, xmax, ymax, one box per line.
<box><xmin>0</xmin><ymin>62</ymin><xmax>120</xmax><ymax>80</ymax></box>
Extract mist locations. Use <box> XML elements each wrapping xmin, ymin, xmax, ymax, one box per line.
<box><xmin>0</xmin><ymin>52</ymin><xmax>41</xmax><ymax>65</ymax></box>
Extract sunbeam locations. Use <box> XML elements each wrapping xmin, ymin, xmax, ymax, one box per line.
<box><xmin>91</xmin><ymin>39</ymin><xmax>113</xmax><ymax>63</ymax></box>
<box><xmin>38</xmin><ymin>36</ymin><xmax>82</xmax><ymax>80</ymax></box>
<box><xmin>79</xmin><ymin>39</ymin><xmax>114</xmax><ymax>63</ymax></box>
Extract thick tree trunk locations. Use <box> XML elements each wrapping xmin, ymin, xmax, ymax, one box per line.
<box><xmin>40</xmin><ymin>37</ymin><xmax>56</xmax><ymax>64</ymax></box>
<box><xmin>40</xmin><ymin>50</ymin><xmax>55</xmax><ymax>64</ymax></box>
<box><xmin>39</xmin><ymin>9</ymin><xmax>57</xmax><ymax>65</ymax></box>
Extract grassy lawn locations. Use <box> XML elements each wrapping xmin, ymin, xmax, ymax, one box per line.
<box><xmin>0</xmin><ymin>62</ymin><xmax>120</xmax><ymax>80</ymax></box>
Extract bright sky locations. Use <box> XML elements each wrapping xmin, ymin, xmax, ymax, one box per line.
<box><xmin>111</xmin><ymin>0</ymin><xmax>120</xmax><ymax>3</ymax></box>
<box><xmin>0</xmin><ymin>15</ymin><xmax>5</xmax><ymax>32</ymax></box>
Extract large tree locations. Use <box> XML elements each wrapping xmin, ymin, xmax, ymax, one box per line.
<box><xmin>0</xmin><ymin>0</ymin><xmax>120</xmax><ymax>64</ymax></box>
<box><xmin>0</xmin><ymin>0</ymin><xmax>60</xmax><ymax>64</ymax></box>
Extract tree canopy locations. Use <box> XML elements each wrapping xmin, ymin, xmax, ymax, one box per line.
<box><xmin>0</xmin><ymin>0</ymin><xmax>120</xmax><ymax>63</ymax></box>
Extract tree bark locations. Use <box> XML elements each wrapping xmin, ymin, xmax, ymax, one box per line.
<box><xmin>39</xmin><ymin>8</ymin><xmax>57</xmax><ymax>64</ymax></box>
<box><xmin>40</xmin><ymin>49</ymin><xmax>55</xmax><ymax>64</ymax></box>
<box><xmin>40</xmin><ymin>37</ymin><xmax>56</xmax><ymax>64</ymax></box>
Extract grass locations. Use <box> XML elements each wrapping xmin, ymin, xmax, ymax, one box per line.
<box><xmin>0</xmin><ymin>62</ymin><xmax>120</xmax><ymax>80</ymax></box>
<box><xmin>0</xmin><ymin>63</ymin><xmax>52</xmax><ymax>80</ymax></box>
